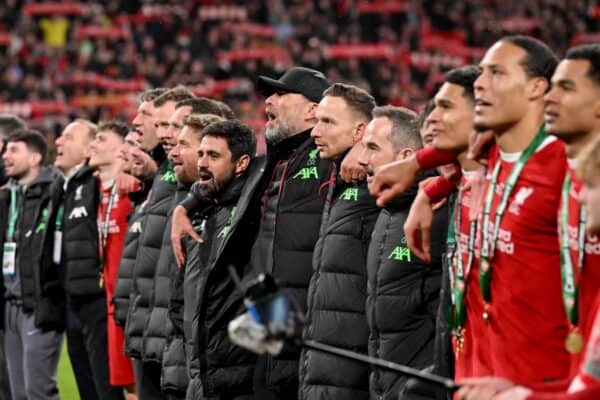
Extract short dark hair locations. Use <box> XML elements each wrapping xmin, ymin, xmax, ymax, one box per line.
<box><xmin>501</xmin><ymin>35</ymin><xmax>558</xmax><ymax>83</ymax></box>
<box><xmin>0</xmin><ymin>114</ymin><xmax>26</xmax><ymax>140</ymax></box>
<box><xmin>212</xmin><ymin>100</ymin><xmax>236</xmax><ymax>120</ymax></box>
<box><xmin>418</xmin><ymin>100</ymin><xmax>435</xmax><ymax>128</ymax></box>
<box><xmin>322</xmin><ymin>83</ymin><xmax>376</xmax><ymax>122</ymax></box>
<box><xmin>183</xmin><ymin>114</ymin><xmax>225</xmax><ymax>135</ymax></box>
<box><xmin>153</xmin><ymin>85</ymin><xmax>195</xmax><ymax>108</ymax></box>
<box><xmin>565</xmin><ymin>44</ymin><xmax>600</xmax><ymax>87</ymax></box>
<box><xmin>372</xmin><ymin>105</ymin><xmax>422</xmax><ymax>152</ymax></box>
<box><xmin>7</xmin><ymin>129</ymin><xmax>48</xmax><ymax>165</ymax></box>
<box><xmin>445</xmin><ymin>65</ymin><xmax>480</xmax><ymax>104</ymax></box>
<box><xmin>200</xmin><ymin>120</ymin><xmax>257</xmax><ymax>161</ymax></box>
<box><xmin>97</xmin><ymin>120</ymin><xmax>129</xmax><ymax>139</ymax></box>
<box><xmin>140</xmin><ymin>88</ymin><xmax>167</xmax><ymax>103</ymax></box>
<box><xmin>176</xmin><ymin>97</ymin><xmax>227</xmax><ymax>117</ymax></box>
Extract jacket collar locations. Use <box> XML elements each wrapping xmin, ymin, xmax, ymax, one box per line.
<box><xmin>267</xmin><ymin>129</ymin><xmax>313</xmax><ymax>162</ymax></box>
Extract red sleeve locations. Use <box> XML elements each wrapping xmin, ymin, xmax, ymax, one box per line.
<box><xmin>422</xmin><ymin>170</ymin><xmax>461</xmax><ymax>204</ymax></box>
<box><xmin>528</xmin><ymin>380</ymin><xmax>571</xmax><ymax>393</ymax></box>
<box><xmin>527</xmin><ymin>385</ymin><xmax>600</xmax><ymax>400</ymax></box>
<box><xmin>415</xmin><ymin>146</ymin><xmax>458</xmax><ymax>170</ymax></box>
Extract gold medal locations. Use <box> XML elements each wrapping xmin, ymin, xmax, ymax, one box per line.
<box><xmin>565</xmin><ymin>330</ymin><xmax>583</xmax><ymax>354</ymax></box>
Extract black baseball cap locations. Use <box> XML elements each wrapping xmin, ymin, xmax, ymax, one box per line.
<box><xmin>256</xmin><ymin>67</ymin><xmax>331</xmax><ymax>103</ymax></box>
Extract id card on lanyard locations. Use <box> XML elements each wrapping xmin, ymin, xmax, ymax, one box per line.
<box><xmin>53</xmin><ymin>204</ymin><xmax>64</xmax><ymax>265</ymax></box>
<box><xmin>3</xmin><ymin>186</ymin><xmax>19</xmax><ymax>276</ymax></box>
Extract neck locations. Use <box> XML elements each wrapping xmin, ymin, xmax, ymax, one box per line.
<box><xmin>97</xmin><ymin>161</ymin><xmax>121</xmax><ymax>184</ymax></box>
<box><xmin>566</xmin><ymin>130</ymin><xmax>599</xmax><ymax>159</ymax></box>
<box><xmin>495</xmin><ymin>107</ymin><xmax>544</xmax><ymax>153</ymax></box>
<box><xmin>17</xmin><ymin>167</ymin><xmax>40</xmax><ymax>185</ymax></box>
<box><xmin>457</xmin><ymin>151</ymin><xmax>481</xmax><ymax>171</ymax></box>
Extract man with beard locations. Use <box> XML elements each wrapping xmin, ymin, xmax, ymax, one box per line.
<box><xmin>0</xmin><ymin>130</ymin><xmax>61</xmax><ymax>400</ymax></box>
<box><xmin>298</xmin><ymin>83</ymin><xmax>379</xmax><ymax>400</ymax></box>
<box><xmin>161</xmin><ymin>113</ymin><xmax>225</xmax><ymax>399</ymax></box>
<box><xmin>125</xmin><ymin>86</ymin><xmax>193</xmax><ymax>400</ymax></box>
<box><xmin>0</xmin><ymin>113</ymin><xmax>24</xmax><ymax>400</ymax></box>
<box><xmin>356</xmin><ymin>105</ymin><xmax>448</xmax><ymax>400</ymax></box>
<box><xmin>0</xmin><ymin>115</ymin><xmax>25</xmax><ymax>188</ymax></box>
<box><xmin>182</xmin><ymin>118</ymin><xmax>258</xmax><ymax>400</ymax></box>
<box><xmin>172</xmin><ymin>67</ymin><xmax>332</xmax><ymax>399</ymax></box>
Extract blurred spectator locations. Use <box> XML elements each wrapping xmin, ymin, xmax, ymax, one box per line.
<box><xmin>0</xmin><ymin>0</ymin><xmax>598</xmax><ymax>144</ymax></box>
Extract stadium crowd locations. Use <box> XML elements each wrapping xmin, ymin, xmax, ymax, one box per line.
<box><xmin>0</xmin><ymin>2</ymin><xmax>599</xmax><ymax>400</ymax></box>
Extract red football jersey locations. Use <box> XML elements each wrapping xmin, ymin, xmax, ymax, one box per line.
<box><xmin>97</xmin><ymin>182</ymin><xmax>135</xmax><ymax>386</ymax></box>
<box><xmin>563</xmin><ymin>167</ymin><xmax>600</xmax><ymax>377</ymax></box>
<box><xmin>477</xmin><ymin>136</ymin><xmax>570</xmax><ymax>384</ymax></box>
<box><xmin>454</xmin><ymin>172</ymin><xmax>493</xmax><ymax>380</ymax></box>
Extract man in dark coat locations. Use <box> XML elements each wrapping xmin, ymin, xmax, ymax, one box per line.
<box><xmin>172</xmin><ymin>67</ymin><xmax>333</xmax><ymax>400</ymax></box>
<box><xmin>298</xmin><ymin>83</ymin><xmax>380</xmax><ymax>400</ymax></box>
<box><xmin>357</xmin><ymin>106</ymin><xmax>448</xmax><ymax>400</ymax></box>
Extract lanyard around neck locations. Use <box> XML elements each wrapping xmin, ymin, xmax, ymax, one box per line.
<box><xmin>479</xmin><ymin>127</ymin><xmax>547</xmax><ymax>302</ymax></box>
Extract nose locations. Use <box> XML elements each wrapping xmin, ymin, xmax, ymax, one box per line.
<box><xmin>356</xmin><ymin>145</ymin><xmax>369</xmax><ymax>168</ymax></box>
<box><xmin>428</xmin><ymin>106</ymin><xmax>442</xmax><ymax>123</ymax></box>
<box><xmin>132</xmin><ymin>113</ymin><xmax>142</xmax><ymax>126</ymax></box>
<box><xmin>197</xmin><ymin>154</ymin><xmax>209</xmax><ymax>169</ymax></box>
<box><xmin>55</xmin><ymin>135</ymin><xmax>63</xmax><ymax>146</ymax></box>
<box><xmin>265</xmin><ymin>93</ymin><xmax>277</xmax><ymax>106</ymax></box>
<box><xmin>311</xmin><ymin>123</ymin><xmax>322</xmax><ymax>138</ymax></box>
<box><xmin>544</xmin><ymin>85</ymin><xmax>558</xmax><ymax>105</ymax></box>
<box><xmin>474</xmin><ymin>71</ymin><xmax>487</xmax><ymax>94</ymax></box>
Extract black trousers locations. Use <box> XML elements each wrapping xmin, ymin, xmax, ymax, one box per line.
<box><xmin>66</xmin><ymin>295</ymin><xmax>124</xmax><ymax>400</ymax></box>
<box><xmin>132</xmin><ymin>358</ymin><xmax>163</xmax><ymax>400</ymax></box>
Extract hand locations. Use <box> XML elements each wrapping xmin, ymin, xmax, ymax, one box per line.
<box><xmin>115</xmin><ymin>172</ymin><xmax>139</xmax><ymax>195</ymax></box>
<box><xmin>467</xmin><ymin>130</ymin><xmax>495</xmax><ymax>165</ymax></box>
<box><xmin>456</xmin><ymin>377</ymin><xmax>516</xmax><ymax>400</ymax></box>
<box><xmin>340</xmin><ymin>142</ymin><xmax>367</xmax><ymax>183</ymax></box>
<box><xmin>494</xmin><ymin>386</ymin><xmax>532</xmax><ymax>400</ymax></box>
<box><xmin>404</xmin><ymin>181</ymin><xmax>435</xmax><ymax>262</ymax></box>
<box><xmin>370</xmin><ymin>155</ymin><xmax>420</xmax><ymax>207</ymax></box>
<box><xmin>171</xmin><ymin>205</ymin><xmax>203</xmax><ymax>267</ymax></box>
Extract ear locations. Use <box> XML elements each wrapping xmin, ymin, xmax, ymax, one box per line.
<box><xmin>29</xmin><ymin>152</ymin><xmax>42</xmax><ymax>167</ymax></box>
<box><xmin>395</xmin><ymin>147</ymin><xmax>414</xmax><ymax>161</ymax></box>
<box><xmin>234</xmin><ymin>154</ymin><xmax>251</xmax><ymax>175</ymax></box>
<box><xmin>352</xmin><ymin>121</ymin><xmax>367</xmax><ymax>143</ymax></box>
<box><xmin>528</xmin><ymin>77</ymin><xmax>549</xmax><ymax>100</ymax></box>
<box><xmin>304</xmin><ymin>102</ymin><xmax>318</xmax><ymax>122</ymax></box>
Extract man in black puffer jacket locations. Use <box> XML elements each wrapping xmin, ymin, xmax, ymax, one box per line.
<box><xmin>172</xmin><ymin>67</ymin><xmax>333</xmax><ymax>400</ymax></box>
<box><xmin>357</xmin><ymin>106</ymin><xmax>448</xmax><ymax>400</ymax></box>
<box><xmin>38</xmin><ymin>119</ymin><xmax>125</xmax><ymax>400</ymax></box>
<box><xmin>112</xmin><ymin>94</ymin><xmax>164</xmax><ymax>328</ymax></box>
<box><xmin>0</xmin><ymin>130</ymin><xmax>62</xmax><ymax>400</ymax></box>
<box><xmin>299</xmin><ymin>84</ymin><xmax>380</xmax><ymax>400</ymax></box>
<box><xmin>177</xmin><ymin>120</ymin><xmax>258</xmax><ymax>400</ymax></box>
<box><xmin>124</xmin><ymin>87</ymin><xmax>193</xmax><ymax>399</ymax></box>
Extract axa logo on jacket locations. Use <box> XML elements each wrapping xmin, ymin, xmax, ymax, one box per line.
<box><xmin>68</xmin><ymin>206</ymin><xmax>88</xmax><ymax>220</ymax></box>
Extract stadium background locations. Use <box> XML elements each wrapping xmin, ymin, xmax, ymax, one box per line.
<box><xmin>1</xmin><ymin>0</ymin><xmax>599</xmax><ymax>398</ymax></box>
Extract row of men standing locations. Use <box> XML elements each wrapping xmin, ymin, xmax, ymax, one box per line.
<box><xmin>0</xmin><ymin>66</ymin><xmax>447</xmax><ymax>400</ymax></box>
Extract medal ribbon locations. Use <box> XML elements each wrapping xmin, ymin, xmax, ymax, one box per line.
<box><xmin>480</xmin><ymin>127</ymin><xmax>547</xmax><ymax>302</ymax></box>
<box><xmin>97</xmin><ymin>184</ymin><xmax>117</xmax><ymax>266</ymax></box>
<box><xmin>453</xmin><ymin>185</ymin><xmax>477</xmax><ymax>328</ymax></box>
<box><xmin>559</xmin><ymin>172</ymin><xmax>586</xmax><ymax>327</ymax></box>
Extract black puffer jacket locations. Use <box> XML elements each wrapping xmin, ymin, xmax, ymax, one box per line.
<box><xmin>366</xmin><ymin>182</ymin><xmax>448</xmax><ymax>400</ymax></box>
<box><xmin>112</xmin><ymin>184</ymin><xmax>150</xmax><ymax>327</ymax></box>
<box><xmin>60</xmin><ymin>164</ymin><xmax>102</xmax><ymax>298</ymax></box>
<box><xmin>299</xmin><ymin>170</ymin><xmax>379</xmax><ymax>400</ymax></box>
<box><xmin>125</xmin><ymin>147</ymin><xmax>177</xmax><ymax>359</ymax></box>
<box><xmin>0</xmin><ymin>168</ymin><xmax>58</xmax><ymax>329</ymax></box>
<box><xmin>143</xmin><ymin>182</ymin><xmax>190</xmax><ymax>362</ymax></box>
<box><xmin>247</xmin><ymin>131</ymin><xmax>331</xmax><ymax>393</ymax></box>
<box><xmin>186</xmin><ymin>165</ymin><xmax>261</xmax><ymax>400</ymax></box>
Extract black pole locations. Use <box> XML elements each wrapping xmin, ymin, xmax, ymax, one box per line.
<box><xmin>302</xmin><ymin>339</ymin><xmax>460</xmax><ymax>391</ymax></box>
